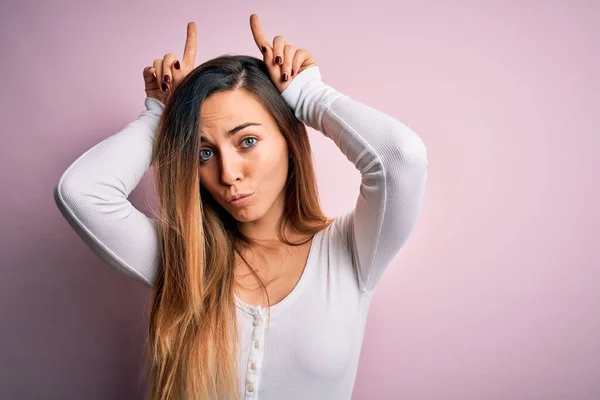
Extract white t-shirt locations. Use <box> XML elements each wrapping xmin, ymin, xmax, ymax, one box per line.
<box><xmin>54</xmin><ymin>65</ymin><xmax>428</xmax><ymax>399</ymax></box>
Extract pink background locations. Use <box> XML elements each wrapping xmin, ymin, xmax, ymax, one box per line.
<box><xmin>2</xmin><ymin>0</ymin><xmax>599</xmax><ymax>399</ymax></box>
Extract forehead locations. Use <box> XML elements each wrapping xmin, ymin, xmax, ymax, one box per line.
<box><xmin>199</xmin><ymin>89</ymin><xmax>271</xmax><ymax>133</ymax></box>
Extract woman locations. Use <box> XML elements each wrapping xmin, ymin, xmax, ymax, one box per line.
<box><xmin>54</xmin><ymin>14</ymin><xmax>428</xmax><ymax>400</ymax></box>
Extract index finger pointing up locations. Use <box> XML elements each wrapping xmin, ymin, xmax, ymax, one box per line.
<box><xmin>182</xmin><ymin>21</ymin><xmax>197</xmax><ymax>66</ymax></box>
<box><xmin>249</xmin><ymin>14</ymin><xmax>268</xmax><ymax>51</ymax></box>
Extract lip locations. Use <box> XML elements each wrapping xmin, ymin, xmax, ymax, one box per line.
<box><xmin>227</xmin><ymin>193</ymin><xmax>254</xmax><ymax>207</ymax></box>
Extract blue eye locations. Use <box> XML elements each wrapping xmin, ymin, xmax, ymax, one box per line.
<box><xmin>199</xmin><ymin>137</ymin><xmax>258</xmax><ymax>164</ymax></box>
<box><xmin>242</xmin><ymin>137</ymin><xmax>257</xmax><ymax>148</ymax></box>
<box><xmin>199</xmin><ymin>149</ymin><xmax>213</xmax><ymax>162</ymax></box>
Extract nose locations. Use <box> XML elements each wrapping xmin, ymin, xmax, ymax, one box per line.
<box><xmin>219</xmin><ymin>148</ymin><xmax>243</xmax><ymax>185</ymax></box>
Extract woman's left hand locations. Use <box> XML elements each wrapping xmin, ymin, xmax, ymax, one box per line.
<box><xmin>249</xmin><ymin>13</ymin><xmax>318</xmax><ymax>93</ymax></box>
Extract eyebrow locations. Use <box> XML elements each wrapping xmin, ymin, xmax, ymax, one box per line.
<box><xmin>200</xmin><ymin>122</ymin><xmax>262</xmax><ymax>143</ymax></box>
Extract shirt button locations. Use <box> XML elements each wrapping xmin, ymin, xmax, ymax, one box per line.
<box><xmin>253</xmin><ymin>319</ymin><xmax>261</xmax><ymax>326</ymax></box>
<box><xmin>253</xmin><ymin>340</ymin><xmax>260</xmax><ymax>349</ymax></box>
<box><xmin>247</xmin><ymin>384</ymin><xmax>254</xmax><ymax>392</ymax></box>
<box><xmin>250</xmin><ymin>362</ymin><xmax>256</xmax><ymax>370</ymax></box>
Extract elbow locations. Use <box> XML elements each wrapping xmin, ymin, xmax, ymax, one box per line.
<box><xmin>389</xmin><ymin>123</ymin><xmax>428</xmax><ymax>168</ymax></box>
<box><xmin>53</xmin><ymin>170</ymin><xmax>90</xmax><ymax>219</ymax></box>
<box><xmin>53</xmin><ymin>174</ymin><xmax>78</xmax><ymax>223</ymax></box>
<box><xmin>53</xmin><ymin>170</ymin><xmax>78</xmax><ymax>210</ymax></box>
<box><xmin>53</xmin><ymin>175</ymin><xmax>68</xmax><ymax>210</ymax></box>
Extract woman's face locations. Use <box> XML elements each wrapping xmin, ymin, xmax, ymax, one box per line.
<box><xmin>198</xmin><ymin>89</ymin><xmax>289</xmax><ymax>223</ymax></box>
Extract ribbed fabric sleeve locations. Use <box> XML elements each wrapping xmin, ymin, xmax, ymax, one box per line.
<box><xmin>54</xmin><ymin>97</ymin><xmax>165</xmax><ymax>286</ymax></box>
<box><xmin>281</xmin><ymin>66</ymin><xmax>428</xmax><ymax>293</ymax></box>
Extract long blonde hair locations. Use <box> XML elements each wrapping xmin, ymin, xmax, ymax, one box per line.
<box><xmin>142</xmin><ymin>55</ymin><xmax>333</xmax><ymax>399</ymax></box>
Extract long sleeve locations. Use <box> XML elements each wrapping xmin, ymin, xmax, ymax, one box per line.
<box><xmin>53</xmin><ymin>97</ymin><xmax>166</xmax><ymax>287</ymax></box>
<box><xmin>281</xmin><ymin>66</ymin><xmax>428</xmax><ymax>294</ymax></box>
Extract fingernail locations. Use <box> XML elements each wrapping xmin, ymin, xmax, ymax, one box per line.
<box><xmin>282</xmin><ymin>72</ymin><xmax>288</xmax><ymax>82</ymax></box>
<box><xmin>275</xmin><ymin>56</ymin><xmax>282</xmax><ymax>65</ymax></box>
<box><xmin>152</xmin><ymin>72</ymin><xmax>157</xmax><ymax>79</ymax></box>
<box><xmin>291</xmin><ymin>69</ymin><xmax>295</xmax><ymax>76</ymax></box>
<box><xmin>161</xmin><ymin>83</ymin><xmax>168</xmax><ymax>92</ymax></box>
<box><xmin>163</xmin><ymin>75</ymin><xmax>170</xmax><ymax>83</ymax></box>
<box><xmin>174</xmin><ymin>60</ymin><xmax>180</xmax><ymax>70</ymax></box>
<box><xmin>261</xmin><ymin>46</ymin><xmax>266</xmax><ymax>53</ymax></box>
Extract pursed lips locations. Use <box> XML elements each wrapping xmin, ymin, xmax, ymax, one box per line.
<box><xmin>227</xmin><ymin>193</ymin><xmax>252</xmax><ymax>203</ymax></box>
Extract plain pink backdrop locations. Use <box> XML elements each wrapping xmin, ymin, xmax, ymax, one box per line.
<box><xmin>1</xmin><ymin>0</ymin><xmax>598</xmax><ymax>399</ymax></box>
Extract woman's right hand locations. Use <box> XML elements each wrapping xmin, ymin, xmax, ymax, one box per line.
<box><xmin>143</xmin><ymin>22</ymin><xmax>197</xmax><ymax>105</ymax></box>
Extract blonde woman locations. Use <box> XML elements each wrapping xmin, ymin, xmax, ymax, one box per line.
<box><xmin>54</xmin><ymin>13</ymin><xmax>428</xmax><ymax>400</ymax></box>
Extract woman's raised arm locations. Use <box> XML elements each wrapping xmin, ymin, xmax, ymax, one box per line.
<box><xmin>53</xmin><ymin>98</ymin><xmax>165</xmax><ymax>286</ymax></box>
<box><xmin>281</xmin><ymin>66</ymin><xmax>429</xmax><ymax>294</ymax></box>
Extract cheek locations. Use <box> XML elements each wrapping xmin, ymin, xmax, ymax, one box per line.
<box><xmin>254</xmin><ymin>145</ymin><xmax>288</xmax><ymax>183</ymax></box>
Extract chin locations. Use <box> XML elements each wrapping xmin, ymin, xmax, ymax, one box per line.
<box><xmin>233</xmin><ymin>214</ymin><xmax>257</xmax><ymax>223</ymax></box>
<box><xmin>227</xmin><ymin>204</ymin><xmax>259</xmax><ymax>223</ymax></box>
<box><xmin>228</xmin><ymin>197</ymin><xmax>274</xmax><ymax>224</ymax></box>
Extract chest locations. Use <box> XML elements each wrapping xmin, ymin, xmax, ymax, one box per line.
<box><xmin>233</xmin><ymin>241</ymin><xmax>312</xmax><ymax>308</ymax></box>
<box><xmin>234</xmin><ymin>296</ymin><xmax>367</xmax><ymax>396</ymax></box>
